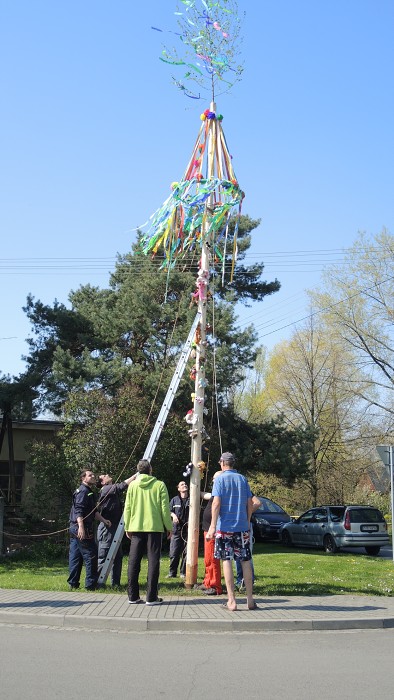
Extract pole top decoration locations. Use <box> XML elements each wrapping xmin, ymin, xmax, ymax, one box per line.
<box><xmin>152</xmin><ymin>0</ymin><xmax>244</xmax><ymax>102</ymax></box>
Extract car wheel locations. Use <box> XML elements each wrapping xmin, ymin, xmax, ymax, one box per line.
<box><xmin>323</xmin><ymin>534</ymin><xmax>338</xmax><ymax>553</ymax></box>
<box><xmin>365</xmin><ymin>546</ymin><xmax>380</xmax><ymax>556</ymax></box>
<box><xmin>281</xmin><ymin>530</ymin><xmax>292</xmax><ymax>546</ymax></box>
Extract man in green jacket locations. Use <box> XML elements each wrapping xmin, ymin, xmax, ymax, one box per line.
<box><xmin>124</xmin><ymin>459</ymin><xmax>172</xmax><ymax>606</ymax></box>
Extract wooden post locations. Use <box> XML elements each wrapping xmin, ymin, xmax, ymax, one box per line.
<box><xmin>185</xmin><ymin>102</ymin><xmax>216</xmax><ymax>587</ymax></box>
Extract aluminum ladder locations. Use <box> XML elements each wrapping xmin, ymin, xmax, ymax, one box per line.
<box><xmin>97</xmin><ymin>311</ymin><xmax>201</xmax><ymax>585</ymax></box>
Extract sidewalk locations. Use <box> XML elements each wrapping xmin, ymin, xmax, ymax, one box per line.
<box><xmin>1</xmin><ymin>588</ymin><xmax>394</xmax><ymax>632</ymax></box>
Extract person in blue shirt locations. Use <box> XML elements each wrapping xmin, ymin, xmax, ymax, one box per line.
<box><xmin>206</xmin><ymin>452</ymin><xmax>257</xmax><ymax>612</ymax></box>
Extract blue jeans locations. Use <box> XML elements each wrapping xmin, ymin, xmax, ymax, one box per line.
<box><xmin>97</xmin><ymin>522</ymin><xmax>123</xmax><ymax>586</ymax></box>
<box><xmin>236</xmin><ymin>556</ymin><xmax>255</xmax><ymax>584</ymax></box>
<box><xmin>67</xmin><ymin>528</ymin><xmax>98</xmax><ymax>589</ymax></box>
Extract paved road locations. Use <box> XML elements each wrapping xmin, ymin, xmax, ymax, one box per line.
<box><xmin>377</xmin><ymin>544</ymin><xmax>393</xmax><ymax>560</ymax></box>
<box><xmin>1</xmin><ymin>623</ymin><xmax>393</xmax><ymax>700</ymax></box>
<box><xmin>341</xmin><ymin>544</ymin><xmax>393</xmax><ymax>560</ymax></box>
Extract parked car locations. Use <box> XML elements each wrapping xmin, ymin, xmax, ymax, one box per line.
<box><xmin>251</xmin><ymin>497</ymin><xmax>292</xmax><ymax>541</ymax></box>
<box><xmin>280</xmin><ymin>504</ymin><xmax>389</xmax><ymax>555</ymax></box>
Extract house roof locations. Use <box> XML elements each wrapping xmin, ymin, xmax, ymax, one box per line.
<box><xmin>363</xmin><ymin>464</ymin><xmax>390</xmax><ymax>494</ymax></box>
<box><xmin>10</xmin><ymin>419</ymin><xmax>64</xmax><ymax>432</ymax></box>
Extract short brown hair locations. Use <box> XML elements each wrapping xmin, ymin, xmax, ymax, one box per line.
<box><xmin>137</xmin><ymin>459</ymin><xmax>151</xmax><ymax>475</ymax></box>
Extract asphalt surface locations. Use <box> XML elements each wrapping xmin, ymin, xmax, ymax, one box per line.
<box><xmin>1</xmin><ymin>587</ymin><xmax>394</xmax><ymax>632</ymax></box>
<box><xmin>2</xmin><ymin>626</ymin><xmax>394</xmax><ymax>700</ymax></box>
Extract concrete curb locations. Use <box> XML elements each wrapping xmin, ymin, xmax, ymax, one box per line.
<box><xmin>1</xmin><ymin>610</ymin><xmax>394</xmax><ymax>633</ymax></box>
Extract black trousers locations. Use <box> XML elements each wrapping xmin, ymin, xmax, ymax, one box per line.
<box><xmin>127</xmin><ymin>532</ymin><xmax>162</xmax><ymax>603</ymax></box>
<box><xmin>169</xmin><ymin>529</ymin><xmax>186</xmax><ymax>576</ymax></box>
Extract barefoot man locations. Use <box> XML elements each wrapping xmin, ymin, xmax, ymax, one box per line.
<box><xmin>206</xmin><ymin>452</ymin><xmax>256</xmax><ymax>611</ymax></box>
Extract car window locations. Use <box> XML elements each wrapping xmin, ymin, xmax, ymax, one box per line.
<box><xmin>313</xmin><ymin>508</ymin><xmax>328</xmax><ymax>523</ymax></box>
<box><xmin>348</xmin><ymin>508</ymin><xmax>385</xmax><ymax>523</ymax></box>
<box><xmin>298</xmin><ymin>510</ymin><xmax>315</xmax><ymax>523</ymax></box>
<box><xmin>255</xmin><ymin>498</ymin><xmax>285</xmax><ymax>514</ymax></box>
<box><xmin>329</xmin><ymin>506</ymin><xmax>345</xmax><ymax>522</ymax></box>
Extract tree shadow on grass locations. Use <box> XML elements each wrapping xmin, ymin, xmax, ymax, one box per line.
<box><xmin>255</xmin><ymin>582</ymin><xmax>389</xmax><ymax>598</ymax></box>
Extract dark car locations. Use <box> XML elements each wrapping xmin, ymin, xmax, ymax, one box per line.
<box><xmin>280</xmin><ymin>504</ymin><xmax>389</xmax><ymax>555</ymax></box>
<box><xmin>251</xmin><ymin>497</ymin><xmax>292</xmax><ymax>541</ymax></box>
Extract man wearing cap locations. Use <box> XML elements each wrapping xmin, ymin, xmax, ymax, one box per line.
<box><xmin>206</xmin><ymin>452</ymin><xmax>256</xmax><ymax>611</ymax></box>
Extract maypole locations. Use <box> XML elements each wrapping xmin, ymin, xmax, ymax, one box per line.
<box><xmin>186</xmin><ymin>100</ymin><xmax>216</xmax><ymax>586</ymax></box>
<box><xmin>142</xmin><ymin>0</ymin><xmax>244</xmax><ymax>586</ymax></box>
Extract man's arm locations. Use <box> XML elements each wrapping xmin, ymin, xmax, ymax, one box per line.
<box><xmin>95</xmin><ymin>511</ymin><xmax>111</xmax><ymax>527</ymax></box>
<box><xmin>76</xmin><ymin>515</ymin><xmax>86</xmax><ymax>540</ymax></box>
<box><xmin>123</xmin><ymin>484</ymin><xmax>133</xmax><ymax>539</ymax></box>
<box><xmin>123</xmin><ymin>473</ymin><xmax>138</xmax><ymax>487</ymax></box>
<box><xmin>73</xmin><ymin>491</ymin><xmax>92</xmax><ymax>540</ymax></box>
<box><xmin>169</xmin><ymin>496</ymin><xmax>179</xmax><ymax>524</ymax></box>
<box><xmin>160</xmin><ymin>483</ymin><xmax>173</xmax><ymax>536</ymax></box>
<box><xmin>251</xmin><ymin>495</ymin><xmax>261</xmax><ymax>513</ymax></box>
<box><xmin>206</xmin><ymin>496</ymin><xmax>221</xmax><ymax>540</ymax></box>
<box><xmin>247</xmin><ymin>497</ymin><xmax>254</xmax><ymax>522</ymax></box>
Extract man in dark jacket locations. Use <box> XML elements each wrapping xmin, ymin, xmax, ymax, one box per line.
<box><xmin>166</xmin><ymin>481</ymin><xmax>190</xmax><ymax>579</ymax></box>
<box><xmin>97</xmin><ymin>472</ymin><xmax>136</xmax><ymax>587</ymax></box>
<box><xmin>67</xmin><ymin>469</ymin><xmax>111</xmax><ymax>591</ymax></box>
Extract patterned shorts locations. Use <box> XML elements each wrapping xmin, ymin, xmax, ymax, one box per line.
<box><xmin>214</xmin><ymin>530</ymin><xmax>251</xmax><ymax>561</ymax></box>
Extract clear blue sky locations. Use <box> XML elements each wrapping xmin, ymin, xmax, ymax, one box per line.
<box><xmin>1</xmin><ymin>0</ymin><xmax>393</xmax><ymax>378</ymax></box>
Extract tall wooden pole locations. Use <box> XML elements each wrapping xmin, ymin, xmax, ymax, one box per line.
<box><xmin>185</xmin><ymin>101</ymin><xmax>216</xmax><ymax>587</ymax></box>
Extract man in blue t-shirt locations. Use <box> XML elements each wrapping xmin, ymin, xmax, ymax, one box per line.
<box><xmin>206</xmin><ymin>452</ymin><xmax>257</xmax><ymax>611</ymax></box>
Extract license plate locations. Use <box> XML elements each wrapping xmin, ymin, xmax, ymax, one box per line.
<box><xmin>361</xmin><ymin>524</ymin><xmax>378</xmax><ymax>532</ymax></box>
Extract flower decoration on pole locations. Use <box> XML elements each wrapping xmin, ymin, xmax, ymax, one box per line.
<box><xmin>140</xmin><ymin>107</ymin><xmax>244</xmax><ymax>279</ymax></box>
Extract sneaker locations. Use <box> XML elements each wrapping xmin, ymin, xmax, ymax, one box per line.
<box><xmin>165</xmin><ymin>573</ymin><xmax>176</xmax><ymax>579</ymax></box>
<box><xmin>128</xmin><ymin>598</ymin><xmax>143</xmax><ymax>604</ymax></box>
<box><xmin>194</xmin><ymin>583</ymin><xmax>207</xmax><ymax>590</ymax></box>
<box><xmin>202</xmin><ymin>587</ymin><xmax>220</xmax><ymax>596</ymax></box>
<box><xmin>179</xmin><ymin>573</ymin><xmax>185</xmax><ymax>579</ymax></box>
<box><xmin>145</xmin><ymin>598</ymin><xmax>163</xmax><ymax>606</ymax></box>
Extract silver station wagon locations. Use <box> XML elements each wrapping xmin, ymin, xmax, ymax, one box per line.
<box><xmin>280</xmin><ymin>505</ymin><xmax>389</xmax><ymax>555</ymax></box>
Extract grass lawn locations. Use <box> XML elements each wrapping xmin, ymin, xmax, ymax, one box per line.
<box><xmin>0</xmin><ymin>541</ymin><xmax>393</xmax><ymax>596</ymax></box>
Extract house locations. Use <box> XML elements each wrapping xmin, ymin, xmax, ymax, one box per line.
<box><xmin>0</xmin><ymin>419</ymin><xmax>63</xmax><ymax>509</ymax></box>
<box><xmin>358</xmin><ymin>463</ymin><xmax>390</xmax><ymax>494</ymax></box>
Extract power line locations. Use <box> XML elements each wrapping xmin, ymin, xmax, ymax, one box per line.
<box><xmin>248</xmin><ymin>275</ymin><xmax>394</xmax><ymax>341</ymax></box>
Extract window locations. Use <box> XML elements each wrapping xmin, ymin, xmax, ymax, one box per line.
<box><xmin>313</xmin><ymin>508</ymin><xmax>328</xmax><ymax>523</ymax></box>
<box><xmin>299</xmin><ymin>510</ymin><xmax>315</xmax><ymax>523</ymax></box>
<box><xmin>329</xmin><ymin>506</ymin><xmax>345</xmax><ymax>522</ymax></box>
<box><xmin>0</xmin><ymin>461</ymin><xmax>25</xmax><ymax>504</ymax></box>
<box><xmin>349</xmin><ymin>508</ymin><xmax>384</xmax><ymax>523</ymax></box>
<box><xmin>257</xmin><ymin>498</ymin><xmax>285</xmax><ymax>513</ymax></box>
